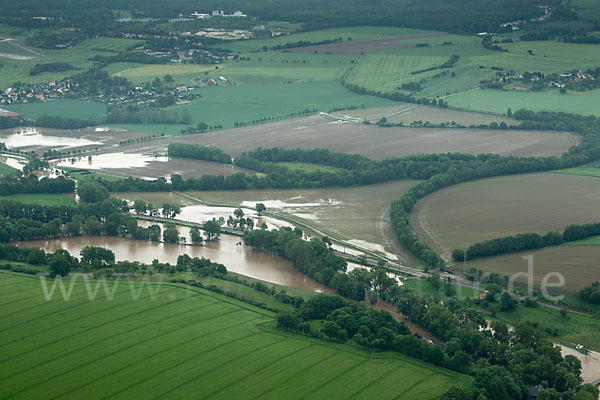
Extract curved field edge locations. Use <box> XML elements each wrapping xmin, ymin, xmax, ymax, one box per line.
<box><xmin>408</xmin><ymin>172</ymin><xmax>600</xmax><ymax>288</ymax></box>
<box><xmin>0</xmin><ymin>271</ymin><xmax>470</xmax><ymax>400</ymax></box>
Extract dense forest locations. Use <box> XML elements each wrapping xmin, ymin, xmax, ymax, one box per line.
<box><xmin>0</xmin><ymin>0</ymin><xmax>559</xmax><ymax>34</ymax></box>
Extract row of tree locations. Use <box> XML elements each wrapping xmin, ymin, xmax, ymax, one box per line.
<box><xmin>167</xmin><ymin>143</ymin><xmax>232</xmax><ymax>164</ymax></box>
<box><xmin>453</xmin><ymin>222</ymin><xmax>600</xmax><ymax>261</ymax></box>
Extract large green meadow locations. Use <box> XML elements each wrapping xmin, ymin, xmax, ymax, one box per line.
<box><xmin>0</xmin><ymin>271</ymin><xmax>469</xmax><ymax>399</ymax></box>
<box><xmin>165</xmin><ymin>81</ymin><xmax>398</xmax><ymax>128</ymax></box>
<box><xmin>4</xmin><ymin>99</ymin><xmax>107</xmax><ymax>120</ymax></box>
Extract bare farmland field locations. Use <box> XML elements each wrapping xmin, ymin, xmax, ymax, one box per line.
<box><xmin>464</xmin><ymin>246</ymin><xmax>600</xmax><ymax>290</ymax></box>
<box><xmin>333</xmin><ymin>105</ymin><xmax>520</xmax><ymax>126</ymax></box>
<box><xmin>289</xmin><ymin>33</ymin><xmax>449</xmax><ymax>54</ymax></box>
<box><xmin>99</xmin><ymin>114</ymin><xmax>580</xmax><ymax>160</ymax></box>
<box><xmin>56</xmin><ymin>154</ymin><xmax>255</xmax><ymax>180</ymax></box>
<box><xmin>410</xmin><ymin>173</ymin><xmax>600</xmax><ymax>259</ymax></box>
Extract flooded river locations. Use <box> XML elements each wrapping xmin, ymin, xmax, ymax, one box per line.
<box><xmin>558</xmin><ymin>345</ymin><xmax>600</xmax><ymax>384</ymax></box>
<box><xmin>20</xmin><ymin>233</ymin><xmax>333</xmax><ymax>294</ymax></box>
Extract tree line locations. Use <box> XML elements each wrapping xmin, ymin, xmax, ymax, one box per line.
<box><xmin>167</xmin><ymin>143</ymin><xmax>232</xmax><ymax>164</ymax></box>
<box><xmin>453</xmin><ymin>222</ymin><xmax>600</xmax><ymax>261</ymax></box>
<box><xmin>0</xmin><ymin>175</ymin><xmax>74</xmax><ymax>196</ymax></box>
<box><xmin>391</xmin><ymin>109</ymin><xmax>600</xmax><ymax>268</ymax></box>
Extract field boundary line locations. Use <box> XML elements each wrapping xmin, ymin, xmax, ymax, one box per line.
<box><xmin>250</xmin><ymin>349</ymin><xmax>340</xmax><ymax>400</ymax></box>
<box><xmin>52</xmin><ymin>313</ymin><xmax>260</xmax><ymax>400</ymax></box>
<box><xmin>392</xmin><ymin>372</ymin><xmax>436</xmax><ymax>400</ymax></box>
<box><xmin>348</xmin><ymin>364</ymin><xmax>403</xmax><ymax>399</ymax></box>
<box><xmin>198</xmin><ymin>343</ymin><xmax>316</xmax><ymax>400</ymax></box>
<box><xmin>105</xmin><ymin>324</ymin><xmax>278</xmax><ymax>400</ymax></box>
<box><xmin>7</xmin><ymin>309</ymin><xmax>249</xmax><ymax>400</ymax></box>
<box><xmin>0</xmin><ymin>283</ymin><xmax>180</xmax><ymax>335</ymax></box>
<box><xmin>298</xmin><ymin>359</ymin><xmax>366</xmax><ymax>399</ymax></box>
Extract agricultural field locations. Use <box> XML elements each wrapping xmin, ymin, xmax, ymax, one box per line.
<box><xmin>0</xmin><ymin>126</ymin><xmax>147</xmax><ymax>154</ymax></box>
<box><xmin>342</xmin><ymin>34</ymin><xmax>600</xmax><ymax>114</ymax></box>
<box><xmin>464</xmin><ymin>245</ymin><xmax>600</xmax><ymax>290</ymax></box>
<box><xmin>162</xmin><ymin>81</ymin><xmax>397</xmax><ymax>129</ymax></box>
<box><xmin>99</xmin><ymin>114</ymin><xmax>580</xmax><ymax>161</ymax></box>
<box><xmin>556</xmin><ymin>159</ymin><xmax>600</xmax><ymax>178</ymax></box>
<box><xmin>0</xmin><ymin>161</ymin><xmax>17</xmax><ymax>177</ymax></box>
<box><xmin>113</xmin><ymin>180</ymin><xmax>422</xmax><ymax>264</ymax></box>
<box><xmin>411</xmin><ymin>172</ymin><xmax>600</xmax><ymax>257</ymax></box>
<box><xmin>410</xmin><ymin>172</ymin><xmax>600</xmax><ymax>288</ymax></box>
<box><xmin>219</xmin><ymin>26</ymin><xmax>438</xmax><ymax>53</ymax></box>
<box><xmin>288</xmin><ymin>33</ymin><xmax>452</xmax><ymax>55</ymax></box>
<box><xmin>331</xmin><ymin>104</ymin><xmax>518</xmax><ymax>126</ymax></box>
<box><xmin>0</xmin><ymin>271</ymin><xmax>469</xmax><ymax>399</ymax></box>
<box><xmin>445</xmin><ymin>88</ymin><xmax>600</xmax><ymax>116</ymax></box>
<box><xmin>74</xmin><ymin>37</ymin><xmax>143</xmax><ymax>53</ymax></box>
<box><xmin>0</xmin><ymin>193</ymin><xmax>76</xmax><ymax>206</ymax></box>
<box><xmin>274</xmin><ymin>162</ymin><xmax>345</xmax><ymax>173</ymax></box>
<box><xmin>57</xmin><ymin>153</ymin><xmax>256</xmax><ymax>180</ymax></box>
<box><xmin>0</xmin><ymin>35</ymin><xmax>144</xmax><ymax>90</ymax></box>
<box><xmin>4</xmin><ymin>99</ymin><xmax>106</xmax><ymax>120</ymax></box>
<box><xmin>346</xmin><ymin>54</ymin><xmax>449</xmax><ymax>93</ymax></box>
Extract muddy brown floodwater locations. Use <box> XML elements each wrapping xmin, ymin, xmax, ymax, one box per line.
<box><xmin>20</xmin><ymin>234</ymin><xmax>334</xmax><ymax>294</ymax></box>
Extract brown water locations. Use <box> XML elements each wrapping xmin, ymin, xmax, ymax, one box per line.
<box><xmin>558</xmin><ymin>345</ymin><xmax>600</xmax><ymax>384</ymax></box>
<box><xmin>20</xmin><ymin>234</ymin><xmax>333</xmax><ymax>294</ymax></box>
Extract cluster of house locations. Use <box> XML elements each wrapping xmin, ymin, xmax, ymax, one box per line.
<box><xmin>0</xmin><ymin>80</ymin><xmax>76</xmax><ymax>105</ymax></box>
<box><xmin>514</xmin><ymin>70</ymin><xmax>596</xmax><ymax>91</ymax></box>
<box><xmin>190</xmin><ymin>10</ymin><xmax>247</xmax><ymax>19</ymax></box>
<box><xmin>499</xmin><ymin>4</ymin><xmax>552</xmax><ymax>31</ymax></box>
<box><xmin>0</xmin><ymin>78</ymin><xmax>203</xmax><ymax>108</ymax></box>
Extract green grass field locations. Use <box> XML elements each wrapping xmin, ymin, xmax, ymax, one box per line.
<box><xmin>445</xmin><ymin>88</ymin><xmax>600</xmax><ymax>116</ymax></box>
<box><xmin>165</xmin><ymin>81</ymin><xmax>398</xmax><ymax>129</ymax></box>
<box><xmin>220</xmin><ymin>26</ymin><xmax>437</xmax><ymax>53</ymax></box>
<box><xmin>75</xmin><ymin>37</ymin><xmax>143</xmax><ymax>53</ymax></box>
<box><xmin>498</xmin><ymin>303</ymin><xmax>600</xmax><ymax>351</ymax></box>
<box><xmin>556</xmin><ymin>159</ymin><xmax>600</xmax><ymax>178</ymax></box>
<box><xmin>4</xmin><ymin>99</ymin><xmax>106</xmax><ymax>120</ymax></box>
<box><xmin>0</xmin><ymin>193</ymin><xmax>76</xmax><ymax>206</ymax></box>
<box><xmin>62</xmin><ymin>169</ymin><xmax>125</xmax><ymax>183</ymax></box>
<box><xmin>0</xmin><ymin>161</ymin><xmax>17</xmax><ymax>177</ymax></box>
<box><xmin>346</xmin><ymin>54</ymin><xmax>447</xmax><ymax>93</ymax></box>
<box><xmin>275</xmin><ymin>162</ymin><xmax>345</xmax><ymax>173</ymax></box>
<box><xmin>0</xmin><ymin>271</ymin><xmax>469</xmax><ymax>399</ymax></box>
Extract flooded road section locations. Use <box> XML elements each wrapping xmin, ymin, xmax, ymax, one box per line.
<box><xmin>20</xmin><ymin>233</ymin><xmax>333</xmax><ymax>294</ymax></box>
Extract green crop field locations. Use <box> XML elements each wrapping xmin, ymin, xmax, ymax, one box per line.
<box><xmin>556</xmin><ymin>159</ymin><xmax>600</xmax><ymax>177</ymax></box>
<box><xmin>220</xmin><ymin>26</ymin><xmax>437</xmax><ymax>53</ymax></box>
<box><xmin>75</xmin><ymin>37</ymin><xmax>143</xmax><ymax>52</ymax></box>
<box><xmin>0</xmin><ymin>193</ymin><xmax>76</xmax><ymax>206</ymax></box>
<box><xmin>0</xmin><ymin>271</ymin><xmax>469</xmax><ymax>399</ymax></box>
<box><xmin>4</xmin><ymin>99</ymin><xmax>107</xmax><ymax>120</ymax></box>
<box><xmin>274</xmin><ymin>162</ymin><xmax>345</xmax><ymax>173</ymax></box>
<box><xmin>346</xmin><ymin>54</ymin><xmax>448</xmax><ymax>93</ymax></box>
<box><xmin>163</xmin><ymin>81</ymin><xmax>398</xmax><ymax>129</ymax></box>
<box><xmin>445</xmin><ymin>88</ymin><xmax>600</xmax><ymax>116</ymax></box>
<box><xmin>0</xmin><ymin>161</ymin><xmax>17</xmax><ymax>177</ymax></box>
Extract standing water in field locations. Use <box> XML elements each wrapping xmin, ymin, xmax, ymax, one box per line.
<box><xmin>1</xmin><ymin>128</ymin><xmax>102</xmax><ymax>150</ymax></box>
